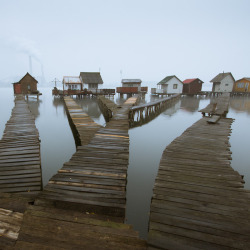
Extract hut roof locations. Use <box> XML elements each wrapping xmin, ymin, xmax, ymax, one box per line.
<box><xmin>63</xmin><ymin>76</ymin><xmax>82</xmax><ymax>84</ymax></box>
<box><xmin>12</xmin><ymin>72</ymin><xmax>38</xmax><ymax>84</ymax></box>
<box><xmin>210</xmin><ymin>72</ymin><xmax>235</xmax><ymax>82</ymax></box>
<box><xmin>183</xmin><ymin>78</ymin><xmax>204</xmax><ymax>84</ymax></box>
<box><xmin>157</xmin><ymin>75</ymin><xmax>182</xmax><ymax>85</ymax></box>
<box><xmin>80</xmin><ymin>72</ymin><xmax>103</xmax><ymax>84</ymax></box>
<box><xmin>122</xmin><ymin>79</ymin><xmax>142</xmax><ymax>83</ymax></box>
<box><xmin>235</xmin><ymin>77</ymin><xmax>250</xmax><ymax>82</ymax></box>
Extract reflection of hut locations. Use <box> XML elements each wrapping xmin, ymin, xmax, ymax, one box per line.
<box><xmin>162</xmin><ymin>101</ymin><xmax>181</xmax><ymax>116</ymax></box>
<box><xmin>182</xmin><ymin>78</ymin><xmax>203</xmax><ymax>95</ymax></box>
<box><xmin>229</xmin><ymin>97</ymin><xmax>250</xmax><ymax>114</ymax></box>
<box><xmin>180</xmin><ymin>96</ymin><xmax>200</xmax><ymax>112</ymax></box>
<box><xmin>12</xmin><ymin>72</ymin><xmax>39</xmax><ymax>94</ymax></box>
<box><xmin>26</xmin><ymin>99</ymin><xmax>42</xmax><ymax>119</ymax></box>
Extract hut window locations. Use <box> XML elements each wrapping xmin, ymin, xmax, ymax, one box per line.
<box><xmin>28</xmin><ymin>85</ymin><xmax>31</xmax><ymax>90</ymax></box>
<box><xmin>225</xmin><ymin>84</ymin><xmax>229</xmax><ymax>86</ymax></box>
<box><xmin>237</xmin><ymin>82</ymin><xmax>244</xmax><ymax>88</ymax></box>
<box><xmin>173</xmin><ymin>84</ymin><xmax>178</xmax><ymax>89</ymax></box>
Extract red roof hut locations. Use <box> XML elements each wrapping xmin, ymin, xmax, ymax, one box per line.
<box><xmin>182</xmin><ymin>78</ymin><xmax>203</xmax><ymax>95</ymax></box>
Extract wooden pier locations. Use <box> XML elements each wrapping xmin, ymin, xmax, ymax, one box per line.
<box><xmin>148</xmin><ymin>116</ymin><xmax>250</xmax><ymax>249</ymax></box>
<box><xmin>0</xmin><ymin>95</ymin><xmax>146</xmax><ymax>249</ymax></box>
<box><xmin>63</xmin><ymin>96</ymin><xmax>102</xmax><ymax>146</ymax></box>
<box><xmin>199</xmin><ymin>93</ymin><xmax>230</xmax><ymax>119</ymax></box>
<box><xmin>129</xmin><ymin>94</ymin><xmax>180</xmax><ymax>127</ymax></box>
<box><xmin>0</xmin><ymin>192</ymin><xmax>146</xmax><ymax>249</ymax></box>
<box><xmin>0</xmin><ymin>95</ymin><xmax>42</xmax><ymax>195</ymax></box>
<box><xmin>36</xmin><ymin>96</ymin><xmax>139</xmax><ymax>219</ymax></box>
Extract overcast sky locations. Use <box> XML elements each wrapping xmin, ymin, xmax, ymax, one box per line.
<box><xmin>0</xmin><ymin>0</ymin><xmax>249</xmax><ymax>87</ymax></box>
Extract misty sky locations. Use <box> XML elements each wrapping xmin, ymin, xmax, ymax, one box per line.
<box><xmin>0</xmin><ymin>0</ymin><xmax>249</xmax><ymax>87</ymax></box>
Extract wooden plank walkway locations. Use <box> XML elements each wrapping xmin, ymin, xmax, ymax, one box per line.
<box><xmin>0</xmin><ymin>95</ymin><xmax>42</xmax><ymax>195</ymax></box>
<box><xmin>199</xmin><ymin>93</ymin><xmax>230</xmax><ymax>117</ymax></box>
<box><xmin>0</xmin><ymin>192</ymin><xmax>146</xmax><ymax>249</ymax></box>
<box><xmin>36</xmin><ymin>96</ymin><xmax>139</xmax><ymax>219</ymax></box>
<box><xmin>63</xmin><ymin>96</ymin><xmax>102</xmax><ymax>146</ymax></box>
<box><xmin>0</xmin><ymin>192</ymin><xmax>32</xmax><ymax>249</ymax></box>
<box><xmin>148</xmin><ymin>117</ymin><xmax>250</xmax><ymax>249</ymax></box>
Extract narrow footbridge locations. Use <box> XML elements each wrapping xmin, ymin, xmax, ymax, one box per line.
<box><xmin>37</xmin><ymin>96</ymin><xmax>139</xmax><ymax>218</ymax></box>
<box><xmin>0</xmin><ymin>95</ymin><xmax>42</xmax><ymax>195</ymax></box>
<box><xmin>148</xmin><ymin>114</ymin><xmax>250</xmax><ymax>248</ymax></box>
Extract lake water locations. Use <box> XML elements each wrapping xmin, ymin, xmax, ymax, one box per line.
<box><xmin>0</xmin><ymin>87</ymin><xmax>250</xmax><ymax>239</ymax></box>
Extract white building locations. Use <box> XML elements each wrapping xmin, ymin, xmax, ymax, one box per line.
<box><xmin>79</xmin><ymin>72</ymin><xmax>103</xmax><ymax>90</ymax></box>
<box><xmin>210</xmin><ymin>72</ymin><xmax>235</xmax><ymax>92</ymax></box>
<box><xmin>156</xmin><ymin>75</ymin><xmax>183</xmax><ymax>94</ymax></box>
<box><xmin>62</xmin><ymin>76</ymin><xmax>83</xmax><ymax>90</ymax></box>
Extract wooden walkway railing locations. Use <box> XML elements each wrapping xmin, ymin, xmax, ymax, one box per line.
<box><xmin>0</xmin><ymin>95</ymin><xmax>42</xmax><ymax>195</ymax></box>
<box><xmin>148</xmin><ymin>117</ymin><xmax>250</xmax><ymax>249</ymax></box>
<box><xmin>36</xmin><ymin>96</ymin><xmax>139</xmax><ymax>219</ymax></box>
<box><xmin>129</xmin><ymin>94</ymin><xmax>180</xmax><ymax>127</ymax></box>
<box><xmin>97</xmin><ymin>95</ymin><xmax>118</xmax><ymax>122</ymax></box>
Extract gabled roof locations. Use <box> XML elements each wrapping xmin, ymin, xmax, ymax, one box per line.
<box><xmin>235</xmin><ymin>77</ymin><xmax>250</xmax><ymax>82</ymax></box>
<box><xmin>79</xmin><ymin>72</ymin><xmax>103</xmax><ymax>84</ymax></box>
<box><xmin>63</xmin><ymin>76</ymin><xmax>82</xmax><ymax>84</ymax></box>
<box><xmin>13</xmin><ymin>72</ymin><xmax>38</xmax><ymax>84</ymax></box>
<box><xmin>122</xmin><ymin>79</ymin><xmax>142</xmax><ymax>83</ymax></box>
<box><xmin>210</xmin><ymin>72</ymin><xmax>235</xmax><ymax>82</ymax></box>
<box><xmin>157</xmin><ymin>75</ymin><xmax>182</xmax><ymax>85</ymax></box>
<box><xmin>183</xmin><ymin>78</ymin><xmax>204</xmax><ymax>84</ymax></box>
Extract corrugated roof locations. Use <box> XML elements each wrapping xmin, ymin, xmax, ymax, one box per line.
<box><xmin>157</xmin><ymin>75</ymin><xmax>182</xmax><ymax>85</ymax></box>
<box><xmin>122</xmin><ymin>79</ymin><xmax>142</xmax><ymax>83</ymax></box>
<box><xmin>63</xmin><ymin>76</ymin><xmax>82</xmax><ymax>84</ymax></box>
<box><xmin>210</xmin><ymin>72</ymin><xmax>235</xmax><ymax>82</ymax></box>
<box><xmin>79</xmin><ymin>72</ymin><xmax>103</xmax><ymax>84</ymax></box>
<box><xmin>183</xmin><ymin>78</ymin><xmax>204</xmax><ymax>84</ymax></box>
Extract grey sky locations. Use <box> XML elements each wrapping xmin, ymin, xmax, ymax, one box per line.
<box><xmin>0</xmin><ymin>0</ymin><xmax>249</xmax><ymax>87</ymax></box>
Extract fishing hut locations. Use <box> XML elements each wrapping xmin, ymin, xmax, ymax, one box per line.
<box><xmin>116</xmin><ymin>79</ymin><xmax>148</xmax><ymax>97</ymax></box>
<box><xmin>12</xmin><ymin>72</ymin><xmax>42</xmax><ymax>99</ymax></box>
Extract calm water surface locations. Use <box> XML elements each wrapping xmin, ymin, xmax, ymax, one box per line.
<box><xmin>0</xmin><ymin>88</ymin><xmax>249</xmax><ymax>239</ymax></box>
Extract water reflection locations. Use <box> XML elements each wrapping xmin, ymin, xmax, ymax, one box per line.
<box><xmin>27</xmin><ymin>98</ymin><xmax>42</xmax><ymax>119</ymax></box>
<box><xmin>162</xmin><ymin>100</ymin><xmax>181</xmax><ymax>116</ymax></box>
<box><xmin>230</xmin><ymin>96</ymin><xmax>250</xmax><ymax>114</ymax></box>
<box><xmin>75</xmin><ymin>97</ymin><xmax>105</xmax><ymax>125</ymax></box>
<box><xmin>180</xmin><ymin>96</ymin><xmax>201</xmax><ymax>112</ymax></box>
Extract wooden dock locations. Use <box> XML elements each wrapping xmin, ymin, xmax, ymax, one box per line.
<box><xmin>0</xmin><ymin>95</ymin><xmax>146</xmax><ymax>249</ymax></box>
<box><xmin>199</xmin><ymin>93</ymin><xmax>230</xmax><ymax>118</ymax></box>
<box><xmin>63</xmin><ymin>96</ymin><xmax>102</xmax><ymax>146</ymax></box>
<box><xmin>0</xmin><ymin>95</ymin><xmax>42</xmax><ymax>195</ymax></box>
<box><xmin>0</xmin><ymin>192</ymin><xmax>146</xmax><ymax>249</ymax></box>
<box><xmin>36</xmin><ymin>96</ymin><xmax>139</xmax><ymax>219</ymax></box>
<box><xmin>148</xmin><ymin>117</ymin><xmax>250</xmax><ymax>249</ymax></box>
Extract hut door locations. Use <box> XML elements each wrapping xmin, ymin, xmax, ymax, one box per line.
<box><xmin>14</xmin><ymin>84</ymin><xmax>22</xmax><ymax>94</ymax></box>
